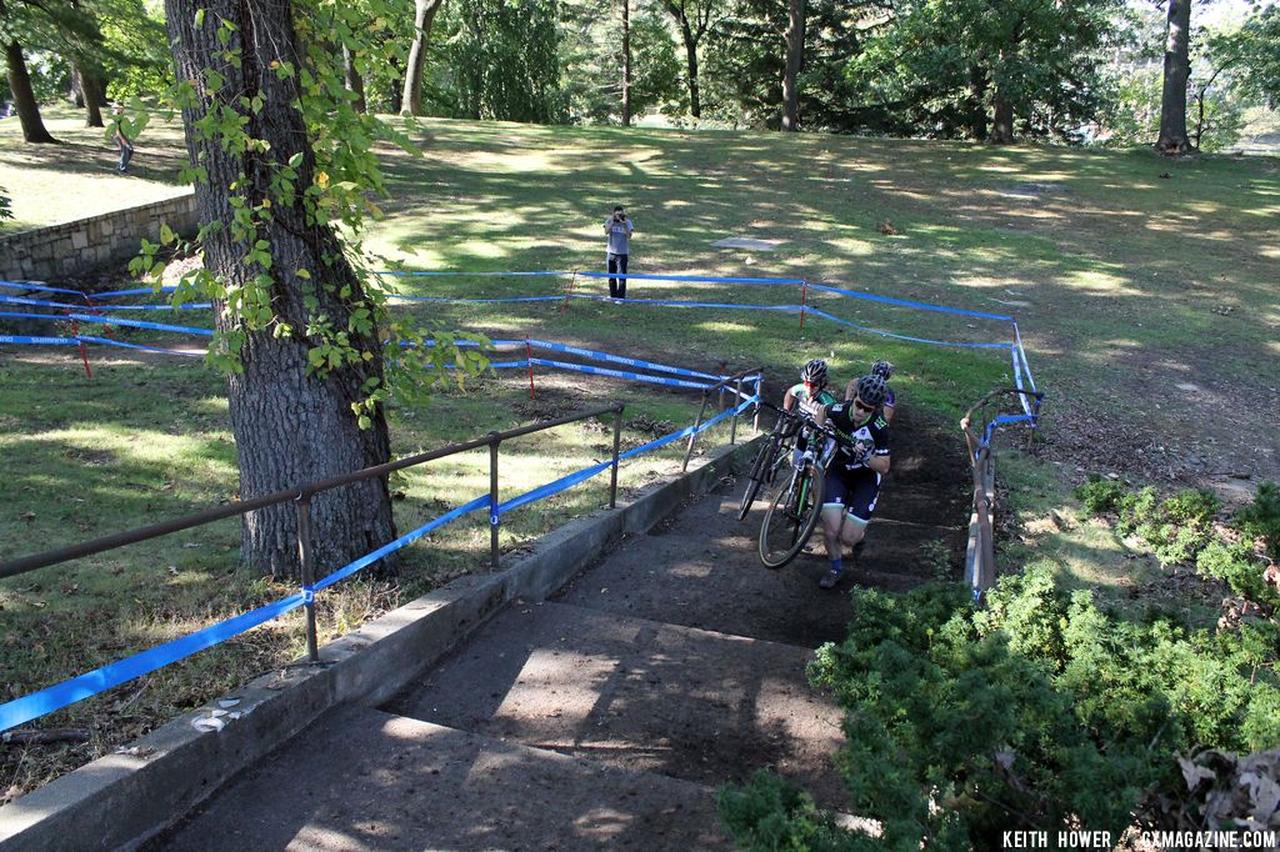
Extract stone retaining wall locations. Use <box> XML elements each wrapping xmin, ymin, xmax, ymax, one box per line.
<box><xmin>0</xmin><ymin>192</ymin><xmax>197</xmax><ymax>283</ymax></box>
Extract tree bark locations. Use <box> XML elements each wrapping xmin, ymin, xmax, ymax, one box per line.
<box><xmin>165</xmin><ymin>0</ymin><xmax>397</xmax><ymax>579</ymax></box>
<box><xmin>79</xmin><ymin>63</ymin><xmax>106</xmax><ymax>127</ymax></box>
<box><xmin>5</xmin><ymin>41</ymin><xmax>58</xmax><ymax>143</ymax></box>
<box><xmin>621</xmin><ymin>0</ymin><xmax>632</xmax><ymax>126</ymax></box>
<box><xmin>680</xmin><ymin>22</ymin><xmax>701</xmax><ymax>118</ymax></box>
<box><xmin>780</xmin><ymin>0</ymin><xmax>805</xmax><ymax>131</ymax></box>
<box><xmin>401</xmin><ymin>0</ymin><xmax>444</xmax><ymax>116</ymax></box>
<box><xmin>967</xmin><ymin>64</ymin><xmax>988</xmax><ymax>141</ymax></box>
<box><xmin>343</xmin><ymin>45</ymin><xmax>366</xmax><ymax>114</ymax></box>
<box><xmin>69</xmin><ymin>67</ymin><xmax>86</xmax><ymax>107</ymax></box>
<box><xmin>990</xmin><ymin>89</ymin><xmax>1014</xmax><ymax>144</ymax></box>
<box><xmin>1156</xmin><ymin>0</ymin><xmax>1192</xmax><ymax>154</ymax></box>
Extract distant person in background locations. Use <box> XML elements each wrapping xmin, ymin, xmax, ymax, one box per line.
<box><xmin>0</xmin><ymin>102</ymin><xmax>14</xmax><ymax>118</ymax></box>
<box><xmin>111</xmin><ymin>106</ymin><xmax>134</xmax><ymax>174</ymax></box>
<box><xmin>604</xmin><ymin>205</ymin><xmax>633</xmax><ymax>298</ymax></box>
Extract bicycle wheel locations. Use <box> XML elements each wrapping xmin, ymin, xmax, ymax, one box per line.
<box><xmin>758</xmin><ymin>462</ymin><xmax>825</xmax><ymax>569</ymax></box>
<box><xmin>737</xmin><ymin>437</ymin><xmax>778</xmax><ymax>521</ymax></box>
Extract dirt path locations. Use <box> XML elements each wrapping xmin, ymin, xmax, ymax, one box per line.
<box><xmin>145</xmin><ymin>411</ymin><xmax>967</xmax><ymax>848</ymax></box>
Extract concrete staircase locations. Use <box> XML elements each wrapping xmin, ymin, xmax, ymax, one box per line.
<box><xmin>148</xmin><ymin>478</ymin><xmax>963</xmax><ymax>850</ymax></box>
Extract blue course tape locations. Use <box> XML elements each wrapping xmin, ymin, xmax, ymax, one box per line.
<box><xmin>310</xmin><ymin>494</ymin><xmax>490</xmax><ymax>592</ymax></box>
<box><xmin>65</xmin><ymin>313</ymin><xmax>214</xmax><ymax>337</ymax></box>
<box><xmin>0</xmin><ymin>310</ymin><xmax>77</xmax><ymax>323</ymax></box>
<box><xmin>619</xmin><ymin>396</ymin><xmax>755</xmax><ymax>461</ymax></box>
<box><xmin>529</xmin><ymin>358</ymin><xmax>715</xmax><ymax>391</ymax></box>
<box><xmin>981</xmin><ymin>413</ymin><xmax>1036</xmax><ymax>449</ymax></box>
<box><xmin>0</xmin><ymin>335</ymin><xmax>79</xmax><ymax>346</ymax></box>
<box><xmin>0</xmin><ymin>593</ymin><xmax>306</xmax><ymax>733</ymax></box>
<box><xmin>83</xmin><ymin>302</ymin><xmax>214</xmax><ymax>312</ymax></box>
<box><xmin>380</xmin><ymin>270</ymin><xmax>568</xmax><ymax>278</ymax></box>
<box><xmin>497</xmin><ymin>460</ymin><xmax>614</xmax><ymax>516</ymax></box>
<box><xmin>574</xmin><ymin>271</ymin><xmax>806</xmax><ymax>286</ymax></box>
<box><xmin>806</xmin><ymin>283</ymin><xmax>1014</xmax><ymax>323</ymax></box>
<box><xmin>804</xmin><ymin>308</ymin><xmax>1012</xmax><ymax>350</ymax></box>
<box><xmin>93</xmin><ymin>285</ymin><xmax>178</xmax><ymax>299</ymax></box>
<box><xmin>0</xmin><ymin>293</ymin><xmax>79</xmax><ymax>309</ymax></box>
<box><xmin>76</xmin><ymin>336</ymin><xmax>204</xmax><ymax>357</ymax></box>
<box><xmin>526</xmin><ymin>339</ymin><xmax>724</xmax><ymax>381</ymax></box>
<box><xmin>0</xmin><ymin>280</ymin><xmax>87</xmax><ymax>298</ymax></box>
<box><xmin>391</xmin><ymin>295</ymin><xmax>565</xmax><ymax>305</ymax></box>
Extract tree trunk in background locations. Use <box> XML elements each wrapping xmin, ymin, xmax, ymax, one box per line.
<box><xmin>967</xmin><ymin>65</ymin><xmax>988</xmax><ymax>141</ymax></box>
<box><xmin>401</xmin><ymin>0</ymin><xmax>444</xmax><ymax>116</ymax></box>
<box><xmin>69</xmin><ymin>67</ymin><xmax>86</xmax><ymax>107</ymax></box>
<box><xmin>621</xmin><ymin>0</ymin><xmax>632</xmax><ymax>125</ymax></box>
<box><xmin>1156</xmin><ymin>0</ymin><xmax>1192</xmax><ymax>154</ymax></box>
<box><xmin>681</xmin><ymin>24</ymin><xmax>700</xmax><ymax>118</ymax></box>
<box><xmin>780</xmin><ymin>0</ymin><xmax>804</xmax><ymax>130</ymax></box>
<box><xmin>79</xmin><ymin>64</ymin><xmax>106</xmax><ymax>127</ymax></box>
<box><xmin>343</xmin><ymin>45</ymin><xmax>366</xmax><ymax>114</ymax></box>
<box><xmin>990</xmin><ymin>90</ymin><xmax>1014</xmax><ymax>144</ymax></box>
<box><xmin>6</xmin><ymin>41</ymin><xmax>57</xmax><ymax>143</ymax></box>
<box><xmin>165</xmin><ymin>0</ymin><xmax>397</xmax><ymax>579</ymax></box>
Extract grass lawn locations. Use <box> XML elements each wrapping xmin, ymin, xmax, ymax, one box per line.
<box><xmin>1</xmin><ymin>113</ymin><xmax>1277</xmax><ymax>800</ymax></box>
<box><xmin>0</xmin><ymin>106</ymin><xmax>190</xmax><ymax>234</ymax></box>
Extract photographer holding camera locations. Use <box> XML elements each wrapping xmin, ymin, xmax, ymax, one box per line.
<box><xmin>603</xmin><ymin>205</ymin><xmax>634</xmax><ymax>298</ymax></box>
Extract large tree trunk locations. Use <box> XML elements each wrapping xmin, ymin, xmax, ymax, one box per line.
<box><xmin>780</xmin><ymin>0</ymin><xmax>805</xmax><ymax>131</ymax></box>
<box><xmin>165</xmin><ymin>0</ymin><xmax>397</xmax><ymax>579</ymax></box>
<box><xmin>401</xmin><ymin>0</ymin><xmax>445</xmax><ymax>116</ymax></box>
<box><xmin>680</xmin><ymin>23</ymin><xmax>700</xmax><ymax>119</ymax></box>
<box><xmin>621</xmin><ymin>0</ymin><xmax>632</xmax><ymax>126</ymax></box>
<box><xmin>343</xmin><ymin>45</ymin><xmax>367</xmax><ymax>114</ymax></box>
<box><xmin>1156</xmin><ymin>0</ymin><xmax>1192</xmax><ymax>154</ymax></box>
<box><xmin>990</xmin><ymin>89</ymin><xmax>1014</xmax><ymax>144</ymax></box>
<box><xmin>6</xmin><ymin>41</ymin><xmax>58</xmax><ymax>144</ymax></box>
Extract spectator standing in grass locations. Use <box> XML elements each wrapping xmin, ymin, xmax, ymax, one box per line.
<box><xmin>604</xmin><ymin>205</ymin><xmax>633</xmax><ymax>298</ymax></box>
<box><xmin>111</xmin><ymin>106</ymin><xmax>134</xmax><ymax>173</ymax></box>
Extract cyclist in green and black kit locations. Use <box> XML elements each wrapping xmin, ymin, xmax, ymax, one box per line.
<box><xmin>783</xmin><ymin>359</ymin><xmax>839</xmax><ymax>466</ymax></box>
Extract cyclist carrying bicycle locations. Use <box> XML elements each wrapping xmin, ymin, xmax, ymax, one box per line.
<box><xmin>784</xmin><ymin>358</ymin><xmax>839</xmax><ymax>463</ymax></box>
<box><xmin>845</xmin><ymin>360</ymin><xmax>896</xmax><ymax>424</ymax></box>
<box><xmin>808</xmin><ymin>373</ymin><xmax>892</xmax><ymax>589</ymax></box>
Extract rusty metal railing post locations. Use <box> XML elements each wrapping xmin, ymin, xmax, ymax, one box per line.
<box><xmin>683</xmin><ymin>388</ymin><xmax>711</xmax><ymax>472</ymax></box>
<box><xmin>488</xmin><ymin>432</ymin><xmax>501</xmax><ymax>572</ymax></box>
<box><xmin>729</xmin><ymin>377</ymin><xmax>743</xmax><ymax>445</ymax></box>
<box><xmin>295</xmin><ymin>494</ymin><xmax>320</xmax><ymax>663</ymax></box>
<box><xmin>609</xmin><ymin>404</ymin><xmax>623</xmax><ymax>508</ymax></box>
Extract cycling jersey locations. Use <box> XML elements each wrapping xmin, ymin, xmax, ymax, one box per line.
<box><xmin>787</xmin><ymin>383</ymin><xmax>838</xmax><ymax>408</ymax></box>
<box><xmin>823</xmin><ymin>401</ymin><xmax>891</xmax><ymax>479</ymax></box>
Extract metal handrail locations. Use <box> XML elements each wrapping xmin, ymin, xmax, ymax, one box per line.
<box><xmin>959</xmin><ymin>387</ymin><xmax>1043</xmax><ymax>601</ymax></box>
<box><xmin>0</xmin><ymin>404</ymin><xmax>626</xmax><ymax>661</ymax></box>
<box><xmin>0</xmin><ymin>404</ymin><xmax>622</xmax><ymax>580</ymax></box>
<box><xmin>682</xmin><ymin>366</ymin><xmax>762</xmax><ymax>471</ymax></box>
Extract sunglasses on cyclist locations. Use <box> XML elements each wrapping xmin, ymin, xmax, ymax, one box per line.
<box><xmin>852</xmin><ymin>398</ymin><xmax>876</xmax><ymax>413</ymax></box>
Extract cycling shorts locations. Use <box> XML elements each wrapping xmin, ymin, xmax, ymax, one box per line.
<box><xmin>822</xmin><ymin>470</ymin><xmax>881</xmax><ymax>523</ymax></box>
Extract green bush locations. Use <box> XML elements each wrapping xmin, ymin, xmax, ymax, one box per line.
<box><xmin>1237</xmin><ymin>481</ymin><xmax>1280</xmax><ymax>562</ymax></box>
<box><xmin>718</xmin><ymin>770</ymin><xmax>874</xmax><ymax>852</ymax></box>
<box><xmin>1075</xmin><ymin>474</ymin><xmax>1126</xmax><ymax>515</ymax></box>
<box><xmin>721</xmin><ymin>566</ymin><xmax>1280</xmax><ymax>848</ymax></box>
<box><xmin>1197</xmin><ymin>540</ymin><xmax>1279</xmax><ymax>606</ymax></box>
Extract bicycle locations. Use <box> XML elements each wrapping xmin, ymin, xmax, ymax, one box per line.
<box><xmin>736</xmin><ymin>410</ymin><xmax>797</xmax><ymax>521</ymax></box>
<box><xmin>757</xmin><ymin>405</ymin><xmax>839</xmax><ymax>569</ymax></box>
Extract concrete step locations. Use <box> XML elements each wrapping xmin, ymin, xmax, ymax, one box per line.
<box><xmin>556</xmin><ymin>488</ymin><xmax>957</xmax><ymax>646</ymax></box>
<box><xmin>146</xmin><ymin>706</ymin><xmax>730</xmax><ymax>851</ymax></box>
<box><xmin>385</xmin><ymin>601</ymin><xmax>848</xmax><ymax>809</ymax></box>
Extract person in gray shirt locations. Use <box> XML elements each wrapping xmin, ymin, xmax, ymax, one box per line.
<box><xmin>604</xmin><ymin>205</ymin><xmax>634</xmax><ymax>298</ymax></box>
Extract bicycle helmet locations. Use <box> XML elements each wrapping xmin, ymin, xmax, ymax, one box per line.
<box><xmin>800</xmin><ymin>358</ymin><xmax>828</xmax><ymax>386</ymax></box>
<box><xmin>854</xmin><ymin>374</ymin><xmax>888</xmax><ymax>408</ymax></box>
<box><xmin>871</xmin><ymin>360</ymin><xmax>895</xmax><ymax>380</ymax></box>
